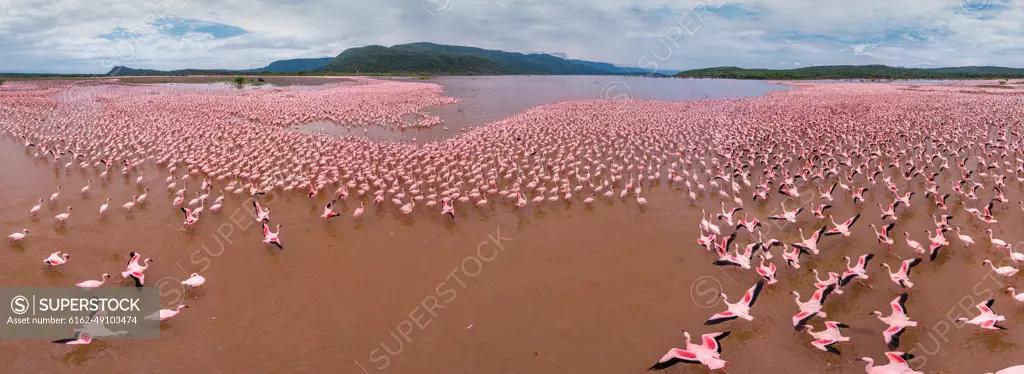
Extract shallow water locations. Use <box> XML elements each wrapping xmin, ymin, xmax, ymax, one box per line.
<box><xmin>1</xmin><ymin>135</ymin><xmax>1022</xmax><ymax>374</ymax></box>
<box><xmin>294</xmin><ymin>76</ymin><xmax>787</xmax><ymax>141</ymax></box>
<box><xmin>2</xmin><ymin>80</ymin><xmax>1024</xmax><ymax>374</ymax></box>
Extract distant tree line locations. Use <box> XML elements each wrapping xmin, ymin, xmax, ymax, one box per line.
<box><xmin>674</xmin><ymin>65</ymin><xmax>1024</xmax><ymax>80</ymax></box>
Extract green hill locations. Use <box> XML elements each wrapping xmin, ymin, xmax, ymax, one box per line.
<box><xmin>674</xmin><ymin>65</ymin><xmax>1024</xmax><ymax>80</ymax></box>
<box><xmin>257</xmin><ymin>58</ymin><xmax>333</xmax><ymax>73</ymax></box>
<box><xmin>316</xmin><ymin>42</ymin><xmax>634</xmax><ymax>75</ymax></box>
<box><xmin>106</xmin><ymin>57</ymin><xmax>333</xmax><ymax>76</ymax></box>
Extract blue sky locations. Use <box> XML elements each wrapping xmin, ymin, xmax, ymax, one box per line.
<box><xmin>0</xmin><ymin>0</ymin><xmax>1020</xmax><ymax>73</ymax></box>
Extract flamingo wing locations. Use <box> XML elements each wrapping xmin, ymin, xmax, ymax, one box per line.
<box><xmin>793</xmin><ymin>311</ymin><xmax>816</xmax><ymax>330</ymax></box>
<box><xmin>902</xmin><ymin>258</ymin><xmax>922</xmax><ymax>276</ymax></box>
<box><xmin>811</xmin><ymin>339</ymin><xmax>840</xmax><ymax>355</ymax></box>
<box><xmin>884</xmin><ymin>351</ymin><xmax>913</xmax><ymax>366</ymax></box>
<box><xmin>839</xmin><ymin>271</ymin><xmax>860</xmax><ymax>287</ymax></box>
<box><xmin>649</xmin><ymin>348</ymin><xmax>700</xmax><ymax>370</ymax></box>
<box><xmin>976</xmin><ymin>299</ymin><xmax>995</xmax><ymax>315</ymax></box>
<box><xmin>884</xmin><ymin>324</ymin><xmax>906</xmax><ymax>350</ymax></box>
<box><xmin>704</xmin><ymin>311</ymin><xmax>737</xmax><ymax>326</ymax></box>
<box><xmin>860</xmin><ymin>253</ymin><xmax>874</xmax><ymax>268</ymax></box>
<box><xmin>742</xmin><ymin>280</ymin><xmax>764</xmax><ymax>307</ymax></box>
<box><xmin>701</xmin><ymin>331</ymin><xmax>730</xmax><ymax>354</ymax></box>
<box><xmin>843</xmin><ymin>214</ymin><xmax>860</xmax><ymax>228</ymax></box>
<box><xmin>891</xmin><ymin>293</ymin><xmax>909</xmax><ymax>315</ymax></box>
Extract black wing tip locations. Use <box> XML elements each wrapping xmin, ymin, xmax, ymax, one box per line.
<box><xmin>825</xmin><ymin>343</ymin><xmax>841</xmax><ymax>355</ymax></box>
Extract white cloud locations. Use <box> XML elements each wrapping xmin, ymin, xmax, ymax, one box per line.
<box><xmin>0</xmin><ymin>0</ymin><xmax>1021</xmax><ymax>73</ymax></box>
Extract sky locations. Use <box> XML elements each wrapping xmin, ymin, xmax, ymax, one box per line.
<box><xmin>0</xmin><ymin>0</ymin><xmax>1021</xmax><ymax>73</ymax></box>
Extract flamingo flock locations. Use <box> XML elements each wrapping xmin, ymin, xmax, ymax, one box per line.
<box><xmin>1</xmin><ymin>78</ymin><xmax>1023</xmax><ymax>372</ymax></box>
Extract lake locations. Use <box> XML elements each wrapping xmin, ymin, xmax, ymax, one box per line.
<box><xmin>294</xmin><ymin>76</ymin><xmax>788</xmax><ymax>141</ymax></box>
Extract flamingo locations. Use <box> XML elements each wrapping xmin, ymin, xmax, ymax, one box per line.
<box><xmin>253</xmin><ymin>200</ymin><xmax>270</xmax><ymax>222</ymax></box>
<box><xmin>882</xmin><ymin>258</ymin><xmax>922</xmax><ymax>289</ymax></box>
<box><xmin>54</xmin><ymin>206</ymin><xmax>73</xmax><ymax>225</ymax></box>
<box><xmin>121</xmin><ymin>252</ymin><xmax>153</xmax><ymax>287</ymax></box>
<box><xmin>181</xmin><ymin>273</ymin><xmax>206</xmax><ymax>288</ymax></box>
<box><xmin>704</xmin><ymin>280</ymin><xmax>764</xmax><ymax>326</ymax></box>
<box><xmin>648</xmin><ymin>330</ymin><xmax>731</xmax><ymax>371</ymax></box>
<box><xmin>840</xmin><ymin>254</ymin><xmax>874</xmax><ymax>290</ymax></box>
<box><xmin>767</xmin><ymin>201</ymin><xmax>802</xmax><ymax>223</ymax></box>
<box><xmin>181</xmin><ymin>207</ymin><xmax>200</xmax><ymax>228</ymax></box>
<box><xmin>49</xmin><ymin>186</ymin><xmax>60</xmax><ymax>203</ymax></box>
<box><xmin>986</xmin><ymin>365</ymin><xmax>1024</xmax><ymax>374</ymax></box>
<box><xmin>792</xmin><ymin>285</ymin><xmax>834</xmax><ymax>330</ymax></box>
<box><xmin>869</xmin><ymin>223</ymin><xmax>896</xmax><ymax>251</ymax></box>
<box><xmin>145</xmin><ymin>305</ymin><xmax>189</xmax><ymax>322</ymax></box>
<box><xmin>803</xmin><ymin>320</ymin><xmax>851</xmax><ymax>355</ymax></box>
<box><xmin>982</xmin><ymin>260</ymin><xmax>1019</xmax><ymax>277</ymax></box>
<box><xmin>792</xmin><ymin>226</ymin><xmax>826</xmax><ymax>255</ymax></box>
<box><xmin>52</xmin><ymin>332</ymin><xmax>92</xmax><ymax>345</ymax></box>
<box><xmin>925</xmin><ymin>229</ymin><xmax>950</xmax><ymax>261</ymax></box>
<box><xmin>903</xmin><ymin>232</ymin><xmax>926</xmax><ymax>257</ymax></box>
<box><xmin>29</xmin><ymin>198</ymin><xmax>43</xmax><ymax>216</ymax></box>
<box><xmin>99</xmin><ymin>197</ymin><xmax>110</xmax><ymax>214</ymax></box>
<box><xmin>782</xmin><ymin>244</ymin><xmax>808</xmax><ymax>269</ymax></box>
<box><xmin>43</xmin><ymin>251</ymin><xmax>71</xmax><ymax>266</ymax></box>
<box><xmin>321</xmin><ymin>199</ymin><xmax>340</xmax><ymax>219</ymax></box>
<box><xmin>955</xmin><ymin>299</ymin><xmax>1007</xmax><ymax>333</ymax></box>
<box><xmin>262</xmin><ymin>223</ymin><xmax>283</xmax><ymax>249</ymax></box>
<box><xmin>8</xmin><ymin>229</ymin><xmax>27</xmax><ymax>244</ymax></box>
<box><xmin>824</xmin><ymin>214</ymin><xmax>859</xmax><ymax>237</ymax></box>
<box><xmin>858</xmin><ymin>352</ymin><xmax>922</xmax><ymax>374</ymax></box>
<box><xmin>756</xmin><ymin>255</ymin><xmax>778</xmax><ymax>285</ymax></box>
<box><xmin>953</xmin><ymin>227</ymin><xmax>975</xmax><ymax>248</ymax></box>
<box><xmin>76</xmin><ymin>274</ymin><xmax>110</xmax><ymax>289</ymax></box>
<box><xmin>1005</xmin><ymin>288</ymin><xmax>1024</xmax><ymax>304</ymax></box>
<box><xmin>353</xmin><ymin>201</ymin><xmax>365</xmax><ymax>219</ymax></box>
<box><xmin>870</xmin><ymin>293</ymin><xmax>919</xmax><ymax>349</ymax></box>
<box><xmin>441</xmin><ymin>198</ymin><xmax>455</xmax><ymax>219</ymax></box>
<box><xmin>123</xmin><ymin>195</ymin><xmax>138</xmax><ymax>211</ymax></box>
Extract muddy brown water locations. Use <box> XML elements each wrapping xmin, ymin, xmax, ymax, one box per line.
<box><xmin>1</xmin><ymin>128</ymin><xmax>1023</xmax><ymax>372</ymax></box>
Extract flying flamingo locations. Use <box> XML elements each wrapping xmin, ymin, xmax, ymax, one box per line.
<box><xmin>882</xmin><ymin>258</ymin><xmax>922</xmax><ymax>290</ymax></box>
<box><xmin>321</xmin><ymin>199</ymin><xmax>340</xmax><ymax>219</ymax></box>
<box><xmin>648</xmin><ymin>330</ymin><xmax>731</xmax><ymax>371</ymax></box>
<box><xmin>792</xmin><ymin>285</ymin><xmax>834</xmax><ymax>330</ymax></box>
<box><xmin>121</xmin><ymin>252</ymin><xmax>153</xmax><ymax>287</ymax></box>
<box><xmin>803</xmin><ymin>320</ymin><xmax>851</xmax><ymax>355</ymax></box>
<box><xmin>253</xmin><ymin>201</ymin><xmax>270</xmax><ymax>222</ymax></box>
<box><xmin>858</xmin><ymin>352</ymin><xmax>922</xmax><ymax>374</ymax></box>
<box><xmin>824</xmin><ymin>214</ymin><xmax>859</xmax><ymax>237</ymax></box>
<box><xmin>262</xmin><ymin>223</ymin><xmax>283</xmax><ymax>249</ymax></box>
<box><xmin>704</xmin><ymin>280</ymin><xmax>765</xmax><ymax>327</ymax></box>
<box><xmin>955</xmin><ymin>299</ymin><xmax>1007</xmax><ymax>333</ymax></box>
<box><xmin>870</xmin><ymin>293</ymin><xmax>919</xmax><ymax>349</ymax></box>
